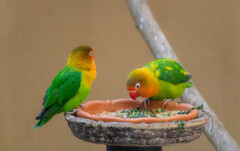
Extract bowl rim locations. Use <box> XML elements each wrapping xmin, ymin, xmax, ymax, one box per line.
<box><xmin>74</xmin><ymin>98</ymin><xmax>200</xmax><ymax>124</ymax></box>
<box><xmin>65</xmin><ymin>112</ymin><xmax>209</xmax><ymax>130</ymax></box>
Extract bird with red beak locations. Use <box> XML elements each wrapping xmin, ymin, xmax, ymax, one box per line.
<box><xmin>126</xmin><ymin>68</ymin><xmax>160</xmax><ymax>100</ymax></box>
<box><xmin>126</xmin><ymin>58</ymin><xmax>192</xmax><ymax>104</ymax></box>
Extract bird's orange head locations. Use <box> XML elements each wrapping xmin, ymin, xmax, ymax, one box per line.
<box><xmin>67</xmin><ymin>45</ymin><xmax>96</xmax><ymax>70</ymax></box>
<box><xmin>126</xmin><ymin>68</ymin><xmax>159</xmax><ymax>100</ymax></box>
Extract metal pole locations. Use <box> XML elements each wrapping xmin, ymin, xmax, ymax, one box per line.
<box><xmin>107</xmin><ymin>145</ymin><xmax>162</xmax><ymax>151</ymax></box>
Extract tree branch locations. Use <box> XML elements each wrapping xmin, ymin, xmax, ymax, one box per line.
<box><xmin>126</xmin><ymin>0</ymin><xmax>240</xmax><ymax>151</ymax></box>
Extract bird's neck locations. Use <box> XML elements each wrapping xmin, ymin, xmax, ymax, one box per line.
<box><xmin>147</xmin><ymin>79</ymin><xmax>160</xmax><ymax>97</ymax></box>
<box><xmin>141</xmin><ymin>68</ymin><xmax>160</xmax><ymax>97</ymax></box>
<box><xmin>67</xmin><ymin>60</ymin><xmax>96</xmax><ymax>71</ymax></box>
<box><xmin>81</xmin><ymin>69</ymin><xmax>97</xmax><ymax>88</ymax></box>
<box><xmin>67</xmin><ymin>61</ymin><xmax>96</xmax><ymax>87</ymax></box>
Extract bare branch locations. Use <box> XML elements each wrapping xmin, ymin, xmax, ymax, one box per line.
<box><xmin>126</xmin><ymin>0</ymin><xmax>240</xmax><ymax>151</ymax></box>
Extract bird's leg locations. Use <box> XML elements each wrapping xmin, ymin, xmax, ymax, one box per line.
<box><xmin>143</xmin><ymin>98</ymin><xmax>151</xmax><ymax>109</ymax></box>
<box><xmin>163</xmin><ymin>99</ymin><xmax>174</xmax><ymax>106</ymax></box>
<box><xmin>163</xmin><ymin>100</ymin><xmax>169</xmax><ymax>107</ymax></box>
<box><xmin>79</xmin><ymin>104</ymin><xmax>85</xmax><ymax>110</ymax></box>
<box><xmin>163</xmin><ymin>99</ymin><xmax>170</xmax><ymax>107</ymax></box>
<box><xmin>66</xmin><ymin>109</ymin><xmax>81</xmax><ymax>114</ymax></box>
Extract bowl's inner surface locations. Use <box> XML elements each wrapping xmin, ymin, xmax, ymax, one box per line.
<box><xmin>75</xmin><ymin>99</ymin><xmax>199</xmax><ymax>124</ymax></box>
<box><xmin>81</xmin><ymin>99</ymin><xmax>189</xmax><ymax>114</ymax></box>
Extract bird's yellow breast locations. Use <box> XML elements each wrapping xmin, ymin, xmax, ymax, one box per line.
<box><xmin>81</xmin><ymin>69</ymin><xmax>97</xmax><ymax>88</ymax></box>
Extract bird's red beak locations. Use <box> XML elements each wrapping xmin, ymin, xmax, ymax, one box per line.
<box><xmin>128</xmin><ymin>91</ymin><xmax>140</xmax><ymax>100</ymax></box>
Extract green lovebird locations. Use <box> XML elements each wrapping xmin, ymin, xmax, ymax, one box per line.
<box><xmin>126</xmin><ymin>58</ymin><xmax>192</xmax><ymax>104</ymax></box>
<box><xmin>34</xmin><ymin>46</ymin><xmax>97</xmax><ymax>129</ymax></box>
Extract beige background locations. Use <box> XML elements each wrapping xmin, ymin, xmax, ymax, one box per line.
<box><xmin>0</xmin><ymin>0</ymin><xmax>239</xmax><ymax>151</ymax></box>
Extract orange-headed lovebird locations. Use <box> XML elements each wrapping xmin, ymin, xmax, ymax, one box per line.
<box><xmin>126</xmin><ymin>58</ymin><xmax>192</xmax><ymax>105</ymax></box>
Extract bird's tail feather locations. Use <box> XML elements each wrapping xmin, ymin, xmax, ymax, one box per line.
<box><xmin>186</xmin><ymin>82</ymin><xmax>193</xmax><ymax>88</ymax></box>
<box><xmin>34</xmin><ymin>115</ymin><xmax>54</xmax><ymax>130</ymax></box>
<box><xmin>36</xmin><ymin>107</ymin><xmax>46</xmax><ymax>120</ymax></box>
<box><xmin>186</xmin><ymin>74</ymin><xmax>192</xmax><ymax>81</ymax></box>
<box><xmin>34</xmin><ymin>104</ymin><xmax>63</xmax><ymax>130</ymax></box>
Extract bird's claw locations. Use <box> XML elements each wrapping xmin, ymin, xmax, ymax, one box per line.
<box><xmin>66</xmin><ymin>109</ymin><xmax>81</xmax><ymax>114</ymax></box>
<box><xmin>163</xmin><ymin>100</ymin><xmax>169</xmax><ymax>107</ymax></box>
<box><xmin>79</xmin><ymin>104</ymin><xmax>85</xmax><ymax>110</ymax></box>
<box><xmin>163</xmin><ymin>99</ymin><xmax>174</xmax><ymax>107</ymax></box>
<box><xmin>143</xmin><ymin>98</ymin><xmax>150</xmax><ymax>109</ymax></box>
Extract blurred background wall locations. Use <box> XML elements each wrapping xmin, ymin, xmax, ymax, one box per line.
<box><xmin>0</xmin><ymin>0</ymin><xmax>239</xmax><ymax>151</ymax></box>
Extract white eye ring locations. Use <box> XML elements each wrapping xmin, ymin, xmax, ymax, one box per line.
<box><xmin>135</xmin><ymin>83</ymin><xmax>140</xmax><ymax>89</ymax></box>
<box><xmin>89</xmin><ymin>51</ymin><xmax>93</xmax><ymax>56</ymax></box>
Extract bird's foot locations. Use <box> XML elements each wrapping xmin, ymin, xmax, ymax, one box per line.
<box><xmin>66</xmin><ymin>109</ymin><xmax>81</xmax><ymax>114</ymax></box>
<box><xmin>163</xmin><ymin>99</ymin><xmax>173</xmax><ymax>107</ymax></box>
<box><xmin>79</xmin><ymin>104</ymin><xmax>85</xmax><ymax>110</ymax></box>
<box><xmin>143</xmin><ymin>98</ymin><xmax>151</xmax><ymax>109</ymax></box>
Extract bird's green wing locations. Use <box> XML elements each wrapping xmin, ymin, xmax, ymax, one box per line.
<box><xmin>143</xmin><ymin>58</ymin><xmax>191</xmax><ymax>84</ymax></box>
<box><xmin>37</xmin><ymin>66</ymin><xmax>82</xmax><ymax>119</ymax></box>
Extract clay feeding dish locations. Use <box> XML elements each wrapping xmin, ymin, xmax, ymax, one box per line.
<box><xmin>65</xmin><ymin>98</ymin><xmax>209</xmax><ymax>146</ymax></box>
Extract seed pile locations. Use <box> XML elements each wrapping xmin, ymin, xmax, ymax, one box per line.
<box><xmin>96</xmin><ymin>106</ymin><xmax>187</xmax><ymax>119</ymax></box>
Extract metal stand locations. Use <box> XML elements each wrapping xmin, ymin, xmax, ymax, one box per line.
<box><xmin>107</xmin><ymin>145</ymin><xmax>162</xmax><ymax>151</ymax></box>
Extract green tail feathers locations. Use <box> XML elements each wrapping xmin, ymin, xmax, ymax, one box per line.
<box><xmin>34</xmin><ymin>103</ymin><xmax>65</xmax><ymax>130</ymax></box>
<box><xmin>186</xmin><ymin>82</ymin><xmax>193</xmax><ymax>88</ymax></box>
<box><xmin>34</xmin><ymin>115</ymin><xmax>54</xmax><ymax>130</ymax></box>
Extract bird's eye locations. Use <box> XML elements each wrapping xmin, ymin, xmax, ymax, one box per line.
<box><xmin>135</xmin><ymin>83</ymin><xmax>140</xmax><ymax>89</ymax></box>
<box><xmin>89</xmin><ymin>51</ymin><xmax>93</xmax><ymax>56</ymax></box>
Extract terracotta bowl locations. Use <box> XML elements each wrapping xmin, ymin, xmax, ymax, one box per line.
<box><xmin>65</xmin><ymin>99</ymin><xmax>209</xmax><ymax>146</ymax></box>
<box><xmin>75</xmin><ymin>98</ymin><xmax>199</xmax><ymax>123</ymax></box>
